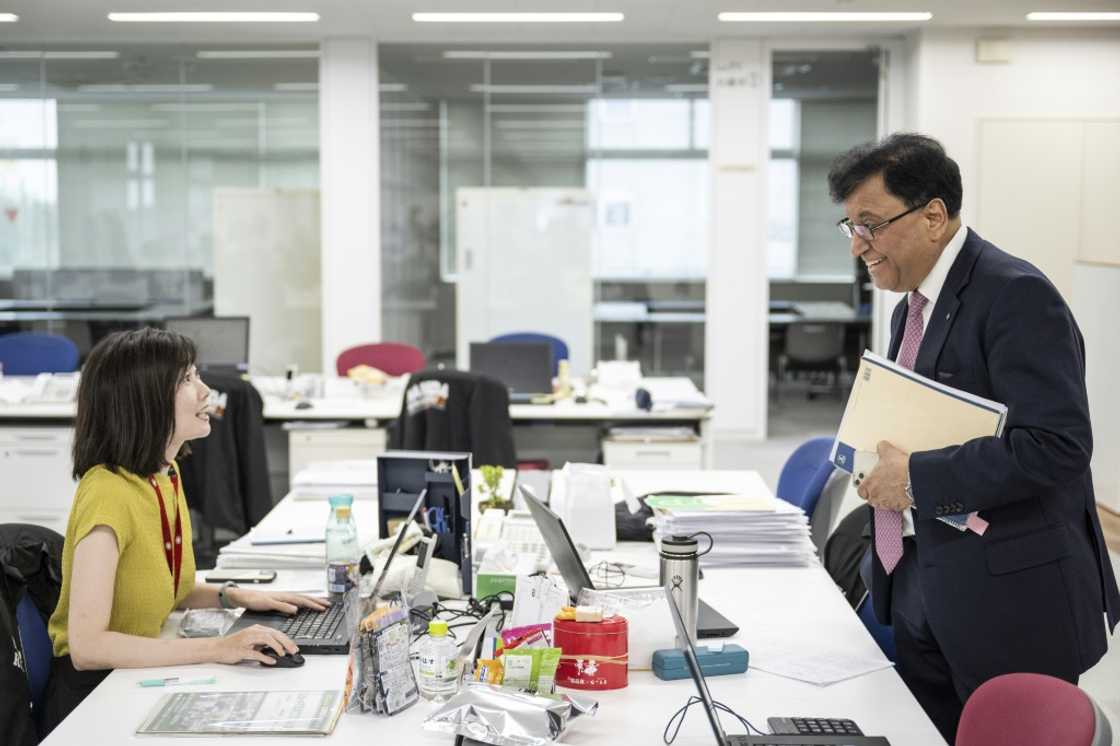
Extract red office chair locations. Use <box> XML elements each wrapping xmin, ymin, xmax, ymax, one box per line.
<box><xmin>956</xmin><ymin>672</ymin><xmax>1113</xmax><ymax>746</ymax></box>
<box><xmin>336</xmin><ymin>342</ymin><xmax>426</xmax><ymax>377</ymax></box>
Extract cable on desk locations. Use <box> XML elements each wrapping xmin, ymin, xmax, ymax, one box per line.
<box><xmin>663</xmin><ymin>696</ymin><xmax>767</xmax><ymax>744</ymax></box>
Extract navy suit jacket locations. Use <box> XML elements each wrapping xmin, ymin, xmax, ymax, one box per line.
<box><xmin>868</xmin><ymin>228</ymin><xmax>1120</xmax><ymax>679</ymax></box>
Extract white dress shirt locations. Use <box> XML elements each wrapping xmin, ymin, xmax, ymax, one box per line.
<box><xmin>902</xmin><ymin>222</ymin><xmax>967</xmax><ymax>536</ymax></box>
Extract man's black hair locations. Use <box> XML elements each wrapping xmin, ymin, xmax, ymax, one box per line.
<box><xmin>827</xmin><ymin>132</ymin><xmax>963</xmax><ymax>217</ymax></box>
<box><xmin>72</xmin><ymin>327</ymin><xmax>197</xmax><ymax>479</ymax></box>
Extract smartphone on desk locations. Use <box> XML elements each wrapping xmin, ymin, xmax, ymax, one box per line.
<box><xmin>205</xmin><ymin>569</ymin><xmax>277</xmax><ymax>584</ymax></box>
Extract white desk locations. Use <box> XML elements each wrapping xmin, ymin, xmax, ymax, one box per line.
<box><xmin>43</xmin><ymin>470</ymin><xmax>945</xmax><ymax>746</ymax></box>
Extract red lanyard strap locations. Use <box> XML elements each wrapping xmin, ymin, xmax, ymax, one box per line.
<box><xmin>148</xmin><ymin>471</ymin><xmax>183</xmax><ymax>596</ymax></box>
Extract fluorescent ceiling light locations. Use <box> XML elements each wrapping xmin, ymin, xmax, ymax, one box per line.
<box><xmin>382</xmin><ymin>118</ymin><xmax>439</xmax><ymax>127</ymax></box>
<box><xmin>73</xmin><ymin>118</ymin><xmax>169</xmax><ymax>129</ymax></box>
<box><xmin>0</xmin><ymin>13</ymin><xmax>17</xmax><ymax>22</ymax></box>
<box><xmin>487</xmin><ymin>103</ymin><xmax>585</xmax><ymax>113</ymax></box>
<box><xmin>1026</xmin><ymin>11</ymin><xmax>1120</xmax><ymax>21</ymax></box>
<box><xmin>197</xmin><ymin>50</ymin><xmax>320</xmax><ymax>59</ymax></box>
<box><xmin>690</xmin><ymin>50</ymin><xmax>710</xmax><ymax>59</ymax></box>
<box><xmin>274</xmin><ymin>82</ymin><xmax>317</xmax><ymax>92</ymax></box>
<box><xmin>414</xmin><ymin>12</ymin><xmax>623</xmax><ymax>23</ymax></box>
<box><xmin>151</xmin><ymin>102</ymin><xmax>258</xmax><ymax>112</ymax></box>
<box><xmin>495</xmin><ymin>120</ymin><xmax>586</xmax><ymax>129</ymax></box>
<box><xmin>470</xmin><ymin>84</ymin><xmax>599</xmax><ymax>95</ymax></box>
<box><xmin>665</xmin><ymin>83</ymin><xmax>708</xmax><ymax>93</ymax></box>
<box><xmin>379</xmin><ymin>83</ymin><xmax>408</xmax><ymax>92</ymax></box>
<box><xmin>0</xmin><ymin>51</ymin><xmax>119</xmax><ymax>60</ymax></box>
<box><xmin>78</xmin><ymin>83</ymin><xmax>213</xmax><ymax>93</ymax></box>
<box><xmin>382</xmin><ymin>102</ymin><xmax>432</xmax><ymax>112</ymax></box>
<box><xmin>108</xmin><ymin>12</ymin><xmax>319</xmax><ymax>23</ymax></box>
<box><xmin>216</xmin><ymin>116</ymin><xmax>307</xmax><ymax>128</ymax></box>
<box><xmin>444</xmin><ymin>50</ymin><xmax>611</xmax><ymax>60</ymax></box>
<box><xmin>0</xmin><ymin>83</ymin><xmax>19</xmax><ymax>91</ymax></box>
<box><xmin>59</xmin><ymin>103</ymin><xmax>102</xmax><ymax>112</ymax></box>
<box><xmin>719</xmin><ymin>11</ymin><xmax>932</xmax><ymax>22</ymax></box>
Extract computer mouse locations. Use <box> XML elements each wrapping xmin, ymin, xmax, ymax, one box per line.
<box><xmin>294</xmin><ymin>400</ymin><xmax>313</xmax><ymax>410</ymax></box>
<box><xmin>261</xmin><ymin>649</ymin><xmax>305</xmax><ymax>668</ymax></box>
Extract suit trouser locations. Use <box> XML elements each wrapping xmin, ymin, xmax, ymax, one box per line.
<box><xmin>888</xmin><ymin>538</ymin><xmax>1080</xmax><ymax>744</ymax></box>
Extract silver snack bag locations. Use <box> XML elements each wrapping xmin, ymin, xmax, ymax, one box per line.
<box><xmin>422</xmin><ymin>682</ymin><xmax>598</xmax><ymax>746</ymax></box>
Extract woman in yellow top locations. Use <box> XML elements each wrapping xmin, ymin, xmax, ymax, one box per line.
<box><xmin>42</xmin><ymin>328</ymin><xmax>327</xmax><ymax>735</ymax></box>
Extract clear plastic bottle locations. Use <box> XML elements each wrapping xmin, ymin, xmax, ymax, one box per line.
<box><xmin>417</xmin><ymin>620</ymin><xmax>461</xmax><ymax>702</ymax></box>
<box><xmin>325</xmin><ymin>494</ymin><xmax>359</xmax><ymax>596</ymax></box>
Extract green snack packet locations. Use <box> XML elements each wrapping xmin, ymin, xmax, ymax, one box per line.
<box><xmin>502</xmin><ymin>649</ymin><xmax>536</xmax><ymax>690</ymax></box>
<box><xmin>537</xmin><ymin>648</ymin><xmax>561</xmax><ymax>694</ymax></box>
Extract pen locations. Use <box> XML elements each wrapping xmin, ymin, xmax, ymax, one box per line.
<box><xmin>138</xmin><ymin>675</ymin><xmax>217</xmax><ymax>688</ymax></box>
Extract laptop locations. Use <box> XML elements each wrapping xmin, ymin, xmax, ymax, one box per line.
<box><xmin>521</xmin><ymin>487</ymin><xmax>739</xmax><ymax>639</ymax></box>
<box><xmin>469</xmin><ymin>341</ymin><xmax>553</xmax><ymax>403</ymax></box>
<box><xmin>664</xmin><ymin>587</ymin><xmax>892</xmax><ymax>746</ymax></box>
<box><xmin>164</xmin><ymin>316</ymin><xmax>250</xmax><ymax>375</ymax></box>
<box><xmin>226</xmin><ymin>493</ymin><xmax>427</xmax><ymax>655</ymax></box>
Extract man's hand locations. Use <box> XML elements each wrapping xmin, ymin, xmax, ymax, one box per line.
<box><xmin>857</xmin><ymin>440</ymin><xmax>913</xmax><ymax>512</ymax></box>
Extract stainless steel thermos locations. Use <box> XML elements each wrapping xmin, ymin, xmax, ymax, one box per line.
<box><xmin>659</xmin><ymin>532</ymin><xmax>712</xmax><ymax>647</ymax></box>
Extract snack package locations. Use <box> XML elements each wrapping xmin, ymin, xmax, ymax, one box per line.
<box><xmin>423</xmin><ymin>683</ymin><xmax>598</xmax><ymax>746</ymax></box>
<box><xmin>346</xmin><ymin>604</ymin><xmax>419</xmax><ymax>716</ymax></box>
<box><xmin>500</xmin><ymin>623</ymin><xmax>552</xmax><ymax>651</ymax></box>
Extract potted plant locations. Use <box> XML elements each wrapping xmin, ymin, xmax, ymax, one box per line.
<box><xmin>477</xmin><ymin>465</ymin><xmax>512</xmax><ymax>512</ymax></box>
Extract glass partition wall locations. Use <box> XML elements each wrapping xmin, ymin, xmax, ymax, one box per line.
<box><xmin>379</xmin><ymin>44</ymin><xmax>711</xmax><ymax>384</ymax></box>
<box><xmin>0</xmin><ymin>47</ymin><xmax>319</xmax><ymax>367</ymax></box>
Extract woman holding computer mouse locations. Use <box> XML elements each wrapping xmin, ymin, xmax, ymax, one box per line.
<box><xmin>42</xmin><ymin>328</ymin><xmax>327</xmax><ymax>736</ymax></box>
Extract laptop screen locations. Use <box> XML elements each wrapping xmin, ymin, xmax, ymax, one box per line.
<box><xmin>165</xmin><ymin>316</ymin><xmax>250</xmax><ymax>372</ymax></box>
<box><xmin>520</xmin><ymin>486</ymin><xmax>594</xmax><ymax>602</ymax></box>
<box><xmin>469</xmin><ymin>341</ymin><xmax>553</xmax><ymax>397</ymax></box>
<box><xmin>665</xmin><ymin>586</ymin><xmax>731</xmax><ymax>746</ymax></box>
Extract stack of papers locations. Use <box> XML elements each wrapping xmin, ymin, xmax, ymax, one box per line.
<box><xmin>648</xmin><ymin>494</ymin><xmax>816</xmax><ymax>568</ymax></box>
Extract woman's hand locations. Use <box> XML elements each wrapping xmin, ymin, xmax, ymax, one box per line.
<box><xmin>212</xmin><ymin>624</ymin><xmax>298</xmax><ymax>665</ymax></box>
<box><xmin>227</xmin><ymin>587</ymin><xmax>330</xmax><ymax>615</ymax></box>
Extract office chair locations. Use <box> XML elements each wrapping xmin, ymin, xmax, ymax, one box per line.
<box><xmin>336</xmin><ymin>342</ymin><xmax>426</xmax><ymax>377</ymax></box>
<box><xmin>956</xmin><ymin>672</ymin><xmax>1113</xmax><ymax>746</ymax></box>
<box><xmin>855</xmin><ymin>591</ymin><xmax>897</xmax><ymax>662</ymax></box>
<box><xmin>0</xmin><ymin>332</ymin><xmax>80</xmax><ymax>375</ymax></box>
<box><xmin>489</xmin><ymin>332</ymin><xmax>569</xmax><ymax>378</ymax></box>
<box><xmin>776</xmin><ymin>436</ymin><xmax>834</xmax><ymax>510</ymax></box>
<box><xmin>777</xmin><ymin>322</ymin><xmax>846</xmax><ymax>400</ymax></box>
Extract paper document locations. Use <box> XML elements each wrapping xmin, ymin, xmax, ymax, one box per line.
<box><xmin>832</xmin><ymin>351</ymin><xmax>1007</xmax><ymax>472</ymax></box>
<box><xmin>136</xmin><ymin>690</ymin><xmax>345</xmax><ymax>735</ymax></box>
<box><xmin>750</xmin><ymin>641</ymin><xmax>893</xmax><ymax>686</ymax></box>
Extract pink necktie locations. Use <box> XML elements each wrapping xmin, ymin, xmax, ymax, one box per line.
<box><xmin>876</xmin><ymin>291</ymin><xmax>927</xmax><ymax>574</ymax></box>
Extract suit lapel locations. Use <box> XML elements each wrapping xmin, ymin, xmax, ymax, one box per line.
<box><xmin>914</xmin><ymin>229</ymin><xmax>984</xmax><ymax>377</ymax></box>
<box><xmin>887</xmin><ymin>300</ymin><xmax>907</xmax><ymax>361</ymax></box>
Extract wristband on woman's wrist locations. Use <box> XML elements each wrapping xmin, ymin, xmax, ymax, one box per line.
<box><xmin>218</xmin><ymin>581</ymin><xmax>239</xmax><ymax>609</ymax></box>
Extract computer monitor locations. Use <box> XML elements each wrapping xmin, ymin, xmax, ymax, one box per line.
<box><xmin>469</xmin><ymin>341</ymin><xmax>552</xmax><ymax>402</ymax></box>
<box><xmin>165</xmin><ymin>316</ymin><xmax>250</xmax><ymax>373</ymax></box>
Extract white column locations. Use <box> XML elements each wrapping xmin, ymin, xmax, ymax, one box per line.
<box><xmin>318</xmin><ymin>38</ymin><xmax>381</xmax><ymax>374</ymax></box>
<box><xmin>705</xmin><ymin>39</ymin><xmax>770</xmax><ymax>457</ymax></box>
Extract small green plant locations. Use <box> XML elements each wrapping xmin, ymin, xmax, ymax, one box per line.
<box><xmin>478</xmin><ymin>465</ymin><xmax>511</xmax><ymax>511</ymax></box>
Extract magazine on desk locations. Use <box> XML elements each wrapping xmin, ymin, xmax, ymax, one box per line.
<box><xmin>136</xmin><ymin>690</ymin><xmax>345</xmax><ymax>736</ymax></box>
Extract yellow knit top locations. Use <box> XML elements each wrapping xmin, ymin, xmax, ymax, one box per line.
<box><xmin>49</xmin><ymin>463</ymin><xmax>196</xmax><ymax>658</ymax></box>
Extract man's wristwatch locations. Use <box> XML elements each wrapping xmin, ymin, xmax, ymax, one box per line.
<box><xmin>218</xmin><ymin>581</ymin><xmax>239</xmax><ymax>609</ymax></box>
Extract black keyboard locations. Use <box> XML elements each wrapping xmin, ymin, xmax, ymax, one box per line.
<box><xmin>277</xmin><ymin>603</ymin><xmax>346</xmax><ymax>641</ymax></box>
<box><xmin>768</xmin><ymin>718</ymin><xmax>864</xmax><ymax>737</ymax></box>
<box><xmin>727</xmin><ymin>737</ymin><xmax>889</xmax><ymax>746</ymax></box>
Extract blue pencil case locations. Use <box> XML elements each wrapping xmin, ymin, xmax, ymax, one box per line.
<box><xmin>652</xmin><ymin>644</ymin><xmax>749</xmax><ymax>681</ymax></box>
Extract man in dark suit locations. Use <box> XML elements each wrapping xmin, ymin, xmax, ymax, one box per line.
<box><xmin>828</xmin><ymin>133</ymin><xmax>1120</xmax><ymax>743</ymax></box>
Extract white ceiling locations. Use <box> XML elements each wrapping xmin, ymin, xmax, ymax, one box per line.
<box><xmin>1</xmin><ymin>0</ymin><xmax>1118</xmax><ymax>44</ymax></box>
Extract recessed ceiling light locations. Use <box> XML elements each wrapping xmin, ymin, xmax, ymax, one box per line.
<box><xmin>444</xmin><ymin>50</ymin><xmax>611</xmax><ymax>60</ymax></box>
<box><xmin>108</xmin><ymin>12</ymin><xmax>320</xmax><ymax>23</ymax></box>
<box><xmin>0</xmin><ymin>13</ymin><xmax>17</xmax><ymax>22</ymax></box>
<box><xmin>470</xmin><ymin>83</ymin><xmax>600</xmax><ymax>94</ymax></box>
<box><xmin>197</xmin><ymin>50</ymin><xmax>320</xmax><ymax>59</ymax></box>
<box><xmin>414</xmin><ymin>12</ymin><xmax>623</xmax><ymax>23</ymax></box>
<box><xmin>718</xmin><ymin>11</ymin><xmax>932</xmax><ymax>22</ymax></box>
<box><xmin>1026</xmin><ymin>11</ymin><xmax>1120</xmax><ymax>21</ymax></box>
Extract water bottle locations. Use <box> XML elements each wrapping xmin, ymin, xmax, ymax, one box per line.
<box><xmin>325</xmin><ymin>494</ymin><xmax>359</xmax><ymax>596</ymax></box>
<box><xmin>659</xmin><ymin>532</ymin><xmax>712</xmax><ymax>648</ymax></box>
<box><xmin>417</xmin><ymin>620</ymin><xmax>460</xmax><ymax>702</ymax></box>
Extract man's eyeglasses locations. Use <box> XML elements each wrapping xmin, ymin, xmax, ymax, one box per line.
<box><xmin>837</xmin><ymin>202</ymin><xmax>926</xmax><ymax>241</ymax></box>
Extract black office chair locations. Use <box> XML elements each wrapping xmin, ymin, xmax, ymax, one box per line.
<box><xmin>777</xmin><ymin>321</ymin><xmax>847</xmax><ymax>400</ymax></box>
<box><xmin>390</xmin><ymin>369</ymin><xmax>517</xmax><ymax>468</ymax></box>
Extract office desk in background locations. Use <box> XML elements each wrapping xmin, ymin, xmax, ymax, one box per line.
<box><xmin>41</xmin><ymin>469</ymin><xmax>945</xmax><ymax>746</ymax></box>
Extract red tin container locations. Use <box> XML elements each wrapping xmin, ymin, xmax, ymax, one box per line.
<box><xmin>554</xmin><ymin>615</ymin><xmax>629</xmax><ymax>690</ymax></box>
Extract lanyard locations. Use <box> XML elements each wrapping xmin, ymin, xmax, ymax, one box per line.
<box><xmin>147</xmin><ymin>470</ymin><xmax>183</xmax><ymax>596</ymax></box>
